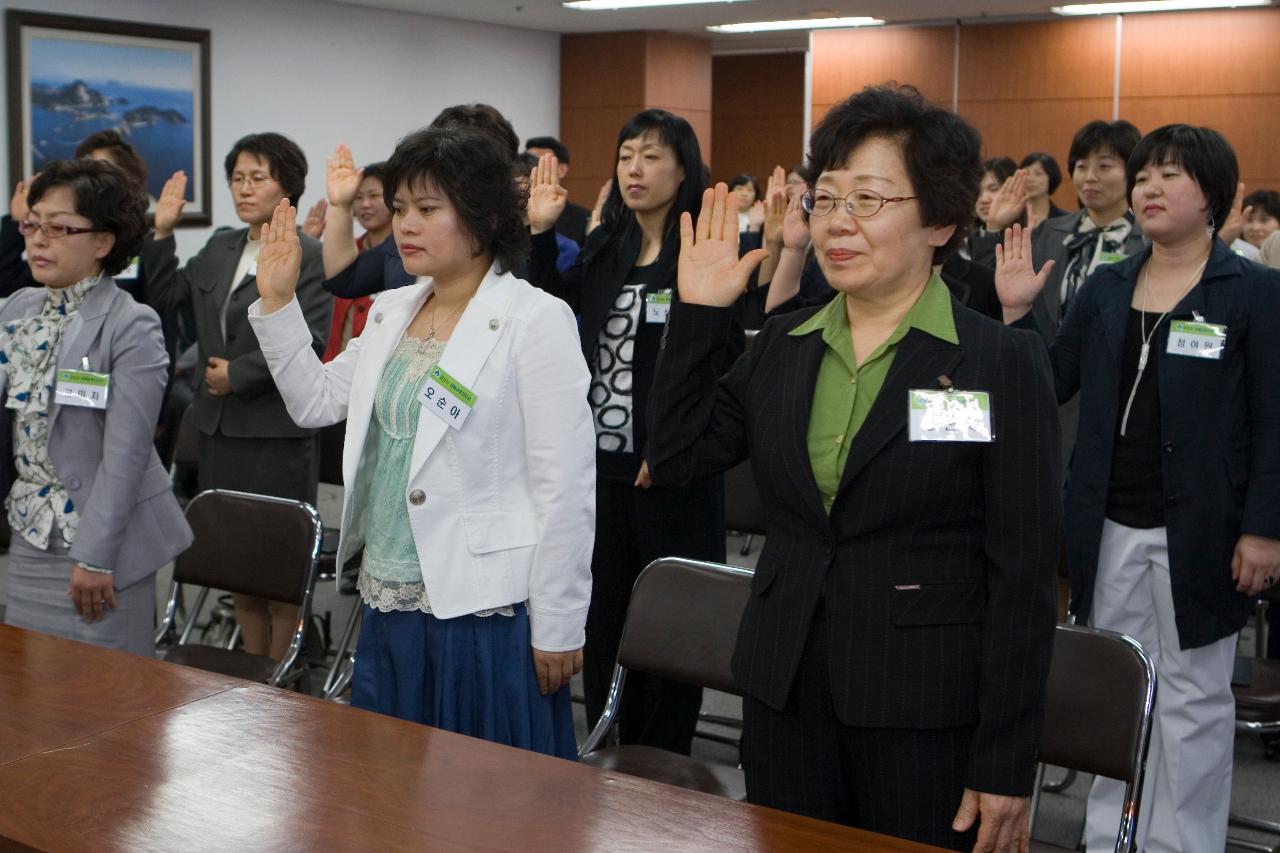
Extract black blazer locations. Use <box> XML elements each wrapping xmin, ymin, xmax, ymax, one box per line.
<box><xmin>555</xmin><ymin>201</ymin><xmax>590</xmax><ymax>248</ymax></box>
<box><xmin>140</xmin><ymin>227</ymin><xmax>330</xmax><ymax>439</ymax></box>
<box><xmin>322</xmin><ymin>232</ymin><xmax>415</xmax><ymax>299</ymax></box>
<box><xmin>648</xmin><ymin>298</ymin><xmax>1061</xmax><ymax>796</ymax></box>
<box><xmin>527</xmin><ymin>223</ymin><xmax>743</xmax><ymax>463</ymax></box>
<box><xmin>1036</xmin><ymin>240</ymin><xmax>1280</xmax><ymax>648</ymax></box>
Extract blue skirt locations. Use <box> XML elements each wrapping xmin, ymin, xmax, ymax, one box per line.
<box><xmin>350</xmin><ymin>603</ymin><xmax>578</xmax><ymax>760</ymax></box>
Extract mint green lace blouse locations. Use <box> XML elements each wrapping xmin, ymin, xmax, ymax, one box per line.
<box><xmin>356</xmin><ymin>336</ymin><xmax>513</xmax><ymax>618</ymax></box>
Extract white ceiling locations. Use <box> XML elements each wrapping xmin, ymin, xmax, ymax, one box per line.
<box><xmin>321</xmin><ymin>0</ymin><xmax>1116</xmax><ymax>51</ymax></box>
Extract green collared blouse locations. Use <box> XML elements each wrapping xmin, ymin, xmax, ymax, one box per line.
<box><xmin>790</xmin><ymin>274</ymin><xmax>958</xmax><ymax>512</ymax></box>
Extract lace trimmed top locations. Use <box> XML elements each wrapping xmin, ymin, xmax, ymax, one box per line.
<box><xmin>357</xmin><ymin>335</ymin><xmax>514</xmax><ymax>618</ymax></box>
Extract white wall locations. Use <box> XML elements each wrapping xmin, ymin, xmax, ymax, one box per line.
<box><xmin>0</xmin><ymin>0</ymin><xmax>560</xmax><ymax>259</ymax></box>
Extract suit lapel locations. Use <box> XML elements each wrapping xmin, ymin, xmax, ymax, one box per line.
<box><xmin>1100</xmin><ymin>261</ymin><xmax>1139</xmax><ymax>360</ymax></box>
<box><xmin>210</xmin><ymin>231</ymin><xmax>248</xmax><ymax>344</ymax></box>
<box><xmin>49</xmin><ymin>279</ymin><xmax>117</xmax><ymax>431</ymax></box>
<box><xmin>834</xmin><ymin>329</ymin><xmax>963</xmax><ymax>498</ymax></box>
<box><xmin>408</xmin><ymin>267</ymin><xmax>519</xmax><ymax>476</ymax></box>
<box><xmin>777</xmin><ymin>329</ymin><xmax>830</xmax><ymax>525</ymax></box>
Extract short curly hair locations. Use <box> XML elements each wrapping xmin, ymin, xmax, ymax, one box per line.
<box><xmin>74</xmin><ymin>129</ymin><xmax>148</xmax><ymax>189</ymax></box>
<box><xmin>805</xmin><ymin>84</ymin><xmax>982</xmax><ymax>263</ymax></box>
<box><xmin>224</xmin><ymin>132</ymin><xmax>307</xmax><ymax>206</ymax></box>
<box><xmin>383</xmin><ymin>125</ymin><xmax>529</xmax><ymax>274</ymax></box>
<box><xmin>26</xmin><ymin>159</ymin><xmax>148</xmax><ymax>277</ymax></box>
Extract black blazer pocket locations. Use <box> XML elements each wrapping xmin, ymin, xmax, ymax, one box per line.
<box><xmin>890</xmin><ymin>580</ymin><xmax>985</xmax><ymax>626</ymax></box>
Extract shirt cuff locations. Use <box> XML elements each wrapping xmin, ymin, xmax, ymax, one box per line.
<box><xmin>79</xmin><ymin>563</ymin><xmax>113</xmax><ymax>575</ymax></box>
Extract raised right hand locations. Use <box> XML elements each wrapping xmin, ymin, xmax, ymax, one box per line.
<box><xmin>987</xmin><ymin>170</ymin><xmax>1029</xmax><ymax>231</ymax></box>
<box><xmin>678</xmin><ymin>184</ymin><xmax>770</xmax><ymax>308</ymax></box>
<box><xmin>326</xmin><ymin>145</ymin><xmax>363</xmax><ymax>208</ymax></box>
<box><xmin>762</xmin><ymin>165</ymin><xmax>787</xmax><ymax>246</ymax></box>
<box><xmin>587</xmin><ymin>180</ymin><xmax>611</xmax><ymax>235</ymax></box>
<box><xmin>527</xmin><ymin>152</ymin><xmax>568</xmax><ymax>235</ymax></box>
<box><xmin>994</xmin><ymin>223</ymin><xmax>1054</xmax><ymax>323</ymax></box>
<box><xmin>255</xmin><ymin>198</ymin><xmax>302</xmax><ymax>313</ymax></box>
<box><xmin>10</xmin><ymin>177</ymin><xmax>34</xmax><ymax>222</ymax></box>
<box><xmin>153</xmin><ymin>171</ymin><xmax>188</xmax><ymax>238</ymax></box>
<box><xmin>781</xmin><ymin>192</ymin><xmax>809</xmax><ymax>251</ymax></box>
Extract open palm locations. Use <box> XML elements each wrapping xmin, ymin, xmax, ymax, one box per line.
<box><xmin>256</xmin><ymin>199</ymin><xmax>303</xmax><ymax>310</ymax></box>
<box><xmin>678</xmin><ymin>184</ymin><xmax>769</xmax><ymax>308</ymax></box>
<box><xmin>327</xmin><ymin>145</ymin><xmax>363</xmax><ymax>207</ymax></box>
<box><xmin>528</xmin><ymin>152</ymin><xmax>568</xmax><ymax>234</ymax></box>
<box><xmin>994</xmin><ymin>223</ymin><xmax>1054</xmax><ymax>320</ymax></box>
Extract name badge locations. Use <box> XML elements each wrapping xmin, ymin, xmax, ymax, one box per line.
<box><xmin>1096</xmin><ymin>251</ymin><xmax>1125</xmax><ymax>266</ymax></box>
<box><xmin>116</xmin><ymin>256</ymin><xmax>140</xmax><ymax>280</ymax></box>
<box><xmin>55</xmin><ymin>369</ymin><xmax>110</xmax><ymax>410</ymax></box>
<box><xmin>908</xmin><ymin>389</ymin><xmax>993</xmax><ymax>443</ymax></box>
<box><xmin>417</xmin><ymin>365</ymin><xmax>476</xmax><ymax>430</ymax></box>
<box><xmin>1167</xmin><ymin>320</ymin><xmax>1226</xmax><ymax>360</ymax></box>
<box><xmin>646</xmin><ymin>290</ymin><xmax>672</xmax><ymax>324</ymax></box>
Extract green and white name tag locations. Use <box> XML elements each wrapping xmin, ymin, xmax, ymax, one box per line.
<box><xmin>418</xmin><ymin>365</ymin><xmax>476</xmax><ymax>430</ymax></box>
<box><xmin>55</xmin><ymin>369</ymin><xmax>109</xmax><ymax>410</ymax></box>
<box><xmin>646</xmin><ymin>290</ymin><xmax>672</xmax><ymax>324</ymax></box>
<box><xmin>116</xmin><ymin>256</ymin><xmax>140</xmax><ymax>280</ymax></box>
<box><xmin>1167</xmin><ymin>320</ymin><xmax>1226</xmax><ymax>360</ymax></box>
<box><xmin>1096</xmin><ymin>251</ymin><xmax>1125</xmax><ymax>266</ymax></box>
<box><xmin>908</xmin><ymin>389</ymin><xmax>993</xmax><ymax>443</ymax></box>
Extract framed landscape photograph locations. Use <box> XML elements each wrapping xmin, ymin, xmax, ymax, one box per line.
<box><xmin>6</xmin><ymin>11</ymin><xmax>212</xmax><ymax>225</ymax></box>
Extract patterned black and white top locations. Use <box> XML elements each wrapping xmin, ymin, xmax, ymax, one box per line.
<box><xmin>589</xmin><ymin>283</ymin><xmax>643</xmax><ymax>453</ymax></box>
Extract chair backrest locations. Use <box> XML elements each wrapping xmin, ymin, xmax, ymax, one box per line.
<box><xmin>616</xmin><ymin>558</ymin><xmax>753</xmax><ymax>695</ymax></box>
<box><xmin>171</xmin><ymin>405</ymin><xmax>201</xmax><ymax>470</ymax></box>
<box><xmin>318</xmin><ymin>421</ymin><xmax>345</xmax><ymax>487</ymax></box>
<box><xmin>174</xmin><ymin>489</ymin><xmax>323</xmax><ymax>605</ymax></box>
<box><xmin>723</xmin><ymin>460</ymin><xmax>766</xmax><ymax>537</ymax></box>
<box><xmin>1039</xmin><ymin>624</ymin><xmax>1156</xmax><ymax>782</ymax></box>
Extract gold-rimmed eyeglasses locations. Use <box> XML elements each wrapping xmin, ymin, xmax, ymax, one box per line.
<box><xmin>802</xmin><ymin>188</ymin><xmax>918</xmax><ymax>218</ymax></box>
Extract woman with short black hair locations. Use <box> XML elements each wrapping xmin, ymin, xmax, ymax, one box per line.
<box><xmin>0</xmin><ymin>158</ymin><xmax>191</xmax><ymax>655</ymax></box>
<box><xmin>248</xmin><ymin>125</ymin><xmax>593</xmax><ymax>757</ymax></box>
<box><xmin>141</xmin><ymin>132</ymin><xmax>330</xmax><ymax>661</ymax></box>
<box><xmin>1019</xmin><ymin>151</ymin><xmax>1066</xmax><ymax>230</ymax></box>
<box><xmin>649</xmin><ymin>84</ymin><xmax>1061</xmax><ymax>851</ymax></box>
<box><xmin>998</xmin><ymin>123</ymin><xmax>1280</xmax><ymax>853</ymax></box>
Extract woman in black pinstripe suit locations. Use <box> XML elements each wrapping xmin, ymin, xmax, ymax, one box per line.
<box><xmin>647</xmin><ymin>86</ymin><xmax>1061</xmax><ymax>853</ymax></box>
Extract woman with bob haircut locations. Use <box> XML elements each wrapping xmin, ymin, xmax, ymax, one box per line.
<box><xmin>142</xmin><ymin>132</ymin><xmax>329</xmax><ymax>662</ymax></box>
<box><xmin>999</xmin><ymin>124</ymin><xmax>1280</xmax><ymax>853</ymax></box>
<box><xmin>246</xmin><ymin>125</ymin><xmax>594</xmax><ymax>758</ymax></box>
<box><xmin>0</xmin><ymin>158</ymin><xmax>191</xmax><ymax>655</ymax></box>
<box><xmin>647</xmin><ymin>84</ymin><xmax>1061</xmax><ymax>851</ymax></box>
<box><xmin>526</xmin><ymin>107</ymin><xmax>737</xmax><ymax>756</ymax></box>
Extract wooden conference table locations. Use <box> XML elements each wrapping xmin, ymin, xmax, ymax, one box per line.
<box><xmin>0</xmin><ymin>626</ymin><xmax>948</xmax><ymax>852</ymax></box>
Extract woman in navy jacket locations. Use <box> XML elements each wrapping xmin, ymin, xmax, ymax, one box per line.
<box><xmin>998</xmin><ymin>124</ymin><xmax>1280</xmax><ymax>853</ymax></box>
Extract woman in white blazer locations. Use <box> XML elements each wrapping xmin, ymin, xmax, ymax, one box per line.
<box><xmin>247</xmin><ymin>126</ymin><xmax>594</xmax><ymax>759</ymax></box>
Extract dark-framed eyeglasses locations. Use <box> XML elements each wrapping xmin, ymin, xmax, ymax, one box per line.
<box><xmin>18</xmin><ymin>220</ymin><xmax>101</xmax><ymax>239</ymax></box>
<box><xmin>802</xmin><ymin>188</ymin><xmax>919</xmax><ymax>218</ymax></box>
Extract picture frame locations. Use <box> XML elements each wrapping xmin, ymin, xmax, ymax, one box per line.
<box><xmin>6</xmin><ymin>10</ymin><xmax>212</xmax><ymax>225</ymax></box>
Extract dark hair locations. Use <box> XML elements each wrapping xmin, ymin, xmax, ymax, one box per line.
<box><xmin>1244</xmin><ymin>189</ymin><xmax>1280</xmax><ymax>221</ymax></box>
<box><xmin>431</xmin><ymin>104</ymin><xmax>519</xmax><ymax>159</ymax></box>
<box><xmin>1019</xmin><ymin>151</ymin><xmax>1062</xmax><ymax>194</ymax></box>
<box><xmin>26</xmin><ymin>159</ymin><xmax>147</xmax><ymax>277</ymax></box>
<box><xmin>361</xmin><ymin>161</ymin><xmax>388</xmax><ymax>186</ymax></box>
<box><xmin>224</xmin><ymin>132</ymin><xmax>307</xmax><ymax>206</ymax></box>
<box><xmin>382</xmin><ymin>125</ymin><xmax>529</xmax><ymax>274</ymax></box>
<box><xmin>515</xmin><ymin>151</ymin><xmax>539</xmax><ymax>175</ymax></box>
<box><xmin>1067</xmin><ymin>120</ymin><xmax>1141</xmax><ymax>173</ymax></box>
<box><xmin>1126</xmin><ymin>124</ymin><xmax>1238</xmax><ymax>237</ymax></box>
<box><xmin>594</xmin><ymin>109</ymin><xmax>705</xmax><ymax>262</ymax></box>
<box><xmin>525</xmin><ymin>136</ymin><xmax>569</xmax><ymax>164</ymax></box>
<box><xmin>728</xmin><ymin>173</ymin><xmax>759</xmax><ymax>196</ymax></box>
<box><xmin>982</xmin><ymin>156</ymin><xmax>1017</xmax><ymax>186</ymax></box>
<box><xmin>74</xmin><ymin>130</ymin><xmax>147</xmax><ymax>189</ymax></box>
<box><xmin>804</xmin><ymin>84</ymin><xmax>982</xmax><ymax>264</ymax></box>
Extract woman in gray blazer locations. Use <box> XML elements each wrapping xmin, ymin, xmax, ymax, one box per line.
<box><xmin>0</xmin><ymin>159</ymin><xmax>191</xmax><ymax>656</ymax></box>
<box><xmin>141</xmin><ymin>133</ymin><xmax>330</xmax><ymax>660</ymax></box>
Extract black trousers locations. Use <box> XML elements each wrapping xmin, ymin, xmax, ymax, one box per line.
<box><xmin>741</xmin><ymin>602</ymin><xmax>978</xmax><ymax>852</ymax></box>
<box><xmin>583</xmin><ymin>475</ymin><xmax>725</xmax><ymax>755</ymax></box>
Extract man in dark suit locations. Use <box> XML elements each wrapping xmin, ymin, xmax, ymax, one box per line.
<box><xmin>525</xmin><ymin>136</ymin><xmax>589</xmax><ymax>247</ymax></box>
<box><xmin>648</xmin><ymin>87</ymin><xmax>1060</xmax><ymax>853</ymax></box>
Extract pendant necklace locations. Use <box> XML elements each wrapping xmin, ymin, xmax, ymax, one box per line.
<box><xmin>1118</xmin><ymin>254</ymin><xmax>1209</xmax><ymax>436</ymax></box>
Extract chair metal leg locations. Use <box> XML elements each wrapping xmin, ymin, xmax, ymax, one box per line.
<box><xmin>179</xmin><ymin>587</ymin><xmax>211</xmax><ymax>645</ymax></box>
<box><xmin>1225</xmin><ymin>835</ymin><xmax>1278</xmax><ymax>853</ymax></box>
<box><xmin>323</xmin><ymin>603</ymin><xmax>362</xmax><ymax>701</ymax></box>
<box><xmin>1231</xmin><ymin>811</ymin><xmax>1280</xmax><ymax>836</ymax></box>
<box><xmin>739</xmin><ymin>534</ymin><xmax>753</xmax><ymax>556</ymax></box>
<box><xmin>226</xmin><ymin>624</ymin><xmax>241</xmax><ymax>651</ymax></box>
<box><xmin>1041</xmin><ymin>768</ymin><xmax>1077</xmax><ymax>793</ymax></box>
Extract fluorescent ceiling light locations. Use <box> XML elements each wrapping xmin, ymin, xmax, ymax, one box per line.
<box><xmin>708</xmin><ymin>16</ymin><xmax>885</xmax><ymax>33</ymax></box>
<box><xmin>1053</xmin><ymin>0</ymin><xmax>1269</xmax><ymax>15</ymax></box>
<box><xmin>564</xmin><ymin>0</ymin><xmax>747</xmax><ymax>9</ymax></box>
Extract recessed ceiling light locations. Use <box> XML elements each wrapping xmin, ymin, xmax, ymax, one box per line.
<box><xmin>708</xmin><ymin>16</ymin><xmax>885</xmax><ymax>33</ymax></box>
<box><xmin>1052</xmin><ymin>0</ymin><xmax>1269</xmax><ymax>15</ymax></box>
<box><xmin>563</xmin><ymin>0</ymin><xmax>747</xmax><ymax>10</ymax></box>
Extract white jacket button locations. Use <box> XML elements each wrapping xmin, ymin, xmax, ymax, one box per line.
<box><xmin>408</xmin><ymin>489</ymin><xmax>425</xmax><ymax>506</ymax></box>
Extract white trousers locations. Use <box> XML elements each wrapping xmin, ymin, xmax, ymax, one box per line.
<box><xmin>1084</xmin><ymin>520</ymin><xmax>1237</xmax><ymax>853</ymax></box>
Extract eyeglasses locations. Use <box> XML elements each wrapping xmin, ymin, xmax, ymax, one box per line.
<box><xmin>802</xmin><ymin>188</ymin><xmax>918</xmax><ymax>218</ymax></box>
<box><xmin>17</xmin><ymin>220</ymin><xmax>100</xmax><ymax>239</ymax></box>
<box><xmin>230</xmin><ymin>173</ymin><xmax>275</xmax><ymax>189</ymax></box>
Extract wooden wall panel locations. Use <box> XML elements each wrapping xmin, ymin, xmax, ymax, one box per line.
<box><xmin>811</xmin><ymin>26</ymin><xmax>955</xmax><ymax>127</ymax></box>
<box><xmin>1119</xmin><ymin>9</ymin><xmax>1280</xmax><ymax>192</ymax></box>
<box><xmin>644</xmin><ymin>32</ymin><xmax>714</xmax><ymax>162</ymax></box>
<box><xmin>711</xmin><ymin>53</ymin><xmax>805</xmax><ymax>186</ymax></box>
